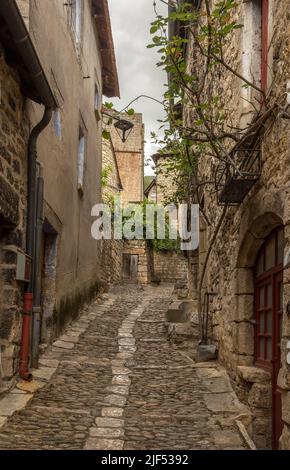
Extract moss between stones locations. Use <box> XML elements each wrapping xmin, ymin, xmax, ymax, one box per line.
<box><xmin>53</xmin><ymin>279</ymin><xmax>105</xmax><ymax>336</ymax></box>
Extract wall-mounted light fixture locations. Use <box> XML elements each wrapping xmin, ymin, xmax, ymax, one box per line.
<box><xmin>102</xmin><ymin>111</ymin><xmax>134</xmax><ymax>143</ymax></box>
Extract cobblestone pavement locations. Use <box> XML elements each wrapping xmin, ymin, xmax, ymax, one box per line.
<box><xmin>0</xmin><ymin>284</ymin><xmax>250</xmax><ymax>450</ymax></box>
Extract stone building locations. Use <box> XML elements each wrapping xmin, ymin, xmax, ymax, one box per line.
<box><xmin>102</xmin><ymin>136</ymin><xmax>123</xmax><ymax>201</ymax></box>
<box><xmin>181</xmin><ymin>0</ymin><xmax>290</xmax><ymax>450</ymax></box>
<box><xmin>144</xmin><ymin>176</ymin><xmax>157</xmax><ymax>202</ymax></box>
<box><xmin>0</xmin><ymin>0</ymin><xmax>119</xmax><ymax>387</ymax></box>
<box><xmin>152</xmin><ymin>152</ymin><xmax>178</xmax><ymax>205</ymax></box>
<box><xmin>102</xmin><ymin>113</ymin><xmax>149</xmax><ymax>283</ymax></box>
<box><xmin>99</xmin><ymin>135</ymin><xmax>123</xmax><ymax>285</ymax></box>
<box><xmin>106</xmin><ymin>113</ymin><xmax>145</xmax><ymax>205</ymax></box>
<box><xmin>0</xmin><ymin>0</ymin><xmax>56</xmax><ymax>387</ymax></box>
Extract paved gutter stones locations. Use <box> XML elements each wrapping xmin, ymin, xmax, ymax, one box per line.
<box><xmin>85</xmin><ymin>302</ymin><xmax>147</xmax><ymax>450</ymax></box>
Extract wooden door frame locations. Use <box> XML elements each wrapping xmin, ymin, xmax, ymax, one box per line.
<box><xmin>254</xmin><ymin>226</ymin><xmax>284</xmax><ymax>449</ymax></box>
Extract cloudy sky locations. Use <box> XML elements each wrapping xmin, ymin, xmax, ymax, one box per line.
<box><xmin>107</xmin><ymin>0</ymin><xmax>168</xmax><ymax>175</ymax></box>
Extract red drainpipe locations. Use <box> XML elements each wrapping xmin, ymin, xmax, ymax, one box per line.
<box><xmin>19</xmin><ymin>293</ymin><xmax>33</xmax><ymax>380</ymax></box>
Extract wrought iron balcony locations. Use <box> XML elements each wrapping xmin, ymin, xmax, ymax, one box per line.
<box><xmin>218</xmin><ymin>148</ymin><xmax>261</xmax><ymax>205</ymax></box>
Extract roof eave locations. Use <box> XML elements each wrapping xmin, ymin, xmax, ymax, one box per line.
<box><xmin>92</xmin><ymin>0</ymin><xmax>120</xmax><ymax>98</ymax></box>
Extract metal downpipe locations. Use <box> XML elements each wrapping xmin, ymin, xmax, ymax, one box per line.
<box><xmin>19</xmin><ymin>107</ymin><xmax>53</xmax><ymax>380</ymax></box>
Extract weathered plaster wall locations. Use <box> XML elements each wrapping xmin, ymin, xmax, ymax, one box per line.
<box><xmin>26</xmin><ymin>0</ymin><xmax>104</xmax><ymax>339</ymax></box>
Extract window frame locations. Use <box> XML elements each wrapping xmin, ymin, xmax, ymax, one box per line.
<box><xmin>68</xmin><ymin>0</ymin><xmax>84</xmax><ymax>54</ymax></box>
<box><xmin>77</xmin><ymin>121</ymin><xmax>87</xmax><ymax>196</ymax></box>
<box><xmin>53</xmin><ymin>108</ymin><xmax>62</xmax><ymax>141</ymax></box>
<box><xmin>94</xmin><ymin>83</ymin><xmax>101</xmax><ymax>122</ymax></box>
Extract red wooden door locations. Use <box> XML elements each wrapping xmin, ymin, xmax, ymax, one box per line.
<box><xmin>272</xmin><ymin>271</ymin><xmax>283</xmax><ymax>449</ymax></box>
<box><xmin>255</xmin><ymin>227</ymin><xmax>284</xmax><ymax>449</ymax></box>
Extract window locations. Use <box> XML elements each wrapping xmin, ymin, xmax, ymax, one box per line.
<box><xmin>94</xmin><ymin>84</ymin><xmax>101</xmax><ymax>121</ymax></box>
<box><xmin>77</xmin><ymin>127</ymin><xmax>86</xmax><ymax>195</ymax></box>
<box><xmin>53</xmin><ymin>109</ymin><xmax>62</xmax><ymax>140</ymax></box>
<box><xmin>69</xmin><ymin>0</ymin><xmax>83</xmax><ymax>51</ymax></box>
<box><xmin>241</xmin><ymin>1</ymin><xmax>270</xmax><ymax>109</ymax></box>
<box><xmin>95</xmin><ymin>84</ymin><xmax>100</xmax><ymax>110</ymax></box>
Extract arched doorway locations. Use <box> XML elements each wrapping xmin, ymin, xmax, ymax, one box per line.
<box><xmin>254</xmin><ymin>226</ymin><xmax>284</xmax><ymax>449</ymax></box>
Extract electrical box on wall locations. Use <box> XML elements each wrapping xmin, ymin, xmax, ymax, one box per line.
<box><xmin>16</xmin><ymin>251</ymin><xmax>32</xmax><ymax>283</ymax></box>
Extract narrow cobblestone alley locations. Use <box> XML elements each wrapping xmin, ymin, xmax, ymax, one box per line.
<box><xmin>0</xmin><ymin>285</ymin><xmax>250</xmax><ymax>450</ymax></box>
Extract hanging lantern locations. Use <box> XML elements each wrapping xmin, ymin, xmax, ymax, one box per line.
<box><xmin>114</xmin><ymin>119</ymin><xmax>134</xmax><ymax>143</ymax></box>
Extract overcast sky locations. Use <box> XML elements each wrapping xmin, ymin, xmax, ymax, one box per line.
<box><xmin>107</xmin><ymin>0</ymin><xmax>168</xmax><ymax>175</ymax></box>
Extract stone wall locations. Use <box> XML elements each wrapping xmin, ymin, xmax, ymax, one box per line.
<box><xmin>102</xmin><ymin>136</ymin><xmax>122</xmax><ymax>198</ymax></box>
<box><xmin>184</xmin><ymin>0</ymin><xmax>290</xmax><ymax>449</ymax></box>
<box><xmin>155</xmin><ymin>155</ymin><xmax>178</xmax><ymax>205</ymax></box>
<box><xmin>101</xmin><ymin>133</ymin><xmax>123</xmax><ymax>287</ymax></box>
<box><xmin>0</xmin><ymin>50</ymin><xmax>29</xmax><ymax>385</ymax></box>
<box><xmin>100</xmin><ymin>239</ymin><xmax>124</xmax><ymax>285</ymax></box>
<box><xmin>123</xmin><ymin>240</ymin><xmax>152</xmax><ymax>284</ymax></box>
<box><xmin>153</xmin><ymin>250</ymin><xmax>188</xmax><ymax>283</ymax></box>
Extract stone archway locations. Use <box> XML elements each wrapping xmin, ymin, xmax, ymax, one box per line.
<box><xmin>235</xmin><ymin>211</ymin><xmax>284</xmax><ymax>449</ymax></box>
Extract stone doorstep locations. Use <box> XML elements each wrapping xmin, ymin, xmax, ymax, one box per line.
<box><xmin>237</xmin><ymin>366</ymin><xmax>271</xmax><ymax>384</ymax></box>
<box><xmin>203</xmin><ymin>392</ymin><xmax>249</xmax><ymax>414</ymax></box>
